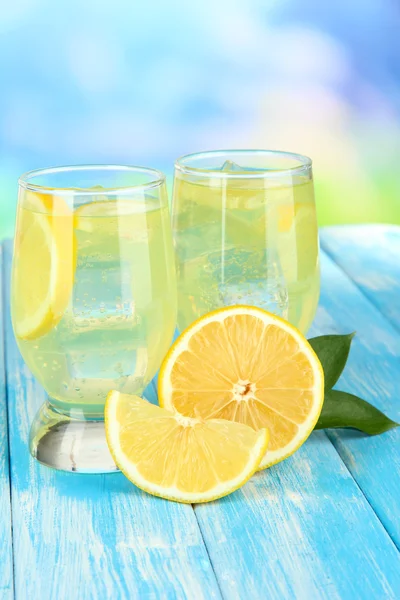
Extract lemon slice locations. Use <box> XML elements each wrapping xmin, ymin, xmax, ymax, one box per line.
<box><xmin>158</xmin><ymin>306</ymin><xmax>324</xmax><ymax>470</ymax></box>
<box><xmin>105</xmin><ymin>391</ymin><xmax>269</xmax><ymax>503</ymax></box>
<box><xmin>13</xmin><ymin>191</ymin><xmax>76</xmax><ymax>340</ymax></box>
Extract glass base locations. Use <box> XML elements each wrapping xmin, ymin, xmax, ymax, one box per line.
<box><xmin>29</xmin><ymin>401</ymin><xmax>118</xmax><ymax>473</ymax></box>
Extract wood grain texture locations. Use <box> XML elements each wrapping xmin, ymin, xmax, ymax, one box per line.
<box><xmin>4</xmin><ymin>229</ymin><xmax>400</xmax><ymax>600</ymax></box>
<box><xmin>313</xmin><ymin>229</ymin><xmax>400</xmax><ymax>550</ymax></box>
<box><xmin>321</xmin><ymin>225</ymin><xmax>400</xmax><ymax>331</ymax></box>
<box><xmin>0</xmin><ymin>247</ymin><xmax>14</xmax><ymax>599</ymax></box>
<box><xmin>3</xmin><ymin>241</ymin><xmax>221</xmax><ymax>600</ymax></box>
<box><xmin>194</xmin><ymin>431</ymin><xmax>400</xmax><ymax>600</ymax></box>
<box><xmin>192</xmin><ymin>247</ymin><xmax>400</xmax><ymax>599</ymax></box>
<box><xmin>192</xmin><ymin>246</ymin><xmax>400</xmax><ymax>600</ymax></box>
<box><xmin>152</xmin><ymin>248</ymin><xmax>400</xmax><ymax>597</ymax></box>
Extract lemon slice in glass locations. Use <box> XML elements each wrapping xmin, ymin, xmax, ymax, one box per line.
<box><xmin>12</xmin><ymin>191</ymin><xmax>76</xmax><ymax>340</ymax></box>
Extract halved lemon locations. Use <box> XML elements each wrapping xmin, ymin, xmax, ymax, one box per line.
<box><xmin>158</xmin><ymin>306</ymin><xmax>324</xmax><ymax>469</ymax></box>
<box><xmin>13</xmin><ymin>191</ymin><xmax>76</xmax><ymax>340</ymax></box>
<box><xmin>105</xmin><ymin>391</ymin><xmax>269</xmax><ymax>503</ymax></box>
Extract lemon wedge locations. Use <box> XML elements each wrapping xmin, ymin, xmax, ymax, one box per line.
<box><xmin>158</xmin><ymin>306</ymin><xmax>324</xmax><ymax>469</ymax></box>
<box><xmin>105</xmin><ymin>391</ymin><xmax>269</xmax><ymax>503</ymax></box>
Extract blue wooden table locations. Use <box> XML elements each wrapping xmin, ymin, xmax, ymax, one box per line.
<box><xmin>1</xmin><ymin>225</ymin><xmax>400</xmax><ymax>600</ymax></box>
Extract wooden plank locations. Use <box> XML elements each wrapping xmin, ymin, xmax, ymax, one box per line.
<box><xmin>3</xmin><ymin>241</ymin><xmax>221</xmax><ymax>600</ymax></box>
<box><xmin>192</xmin><ymin>248</ymin><xmax>400</xmax><ymax>599</ymax></box>
<box><xmin>0</xmin><ymin>246</ymin><xmax>14</xmax><ymax>599</ymax></box>
<box><xmin>152</xmin><ymin>239</ymin><xmax>400</xmax><ymax>599</ymax></box>
<box><xmin>320</xmin><ymin>225</ymin><xmax>400</xmax><ymax>331</ymax></box>
<box><xmin>6</xmin><ymin>229</ymin><xmax>400</xmax><ymax>600</ymax></box>
<box><xmin>195</xmin><ymin>431</ymin><xmax>400</xmax><ymax>600</ymax></box>
<box><xmin>313</xmin><ymin>228</ymin><xmax>400</xmax><ymax>549</ymax></box>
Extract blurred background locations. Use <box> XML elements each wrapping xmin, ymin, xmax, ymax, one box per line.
<box><xmin>1</xmin><ymin>0</ymin><xmax>400</xmax><ymax>239</ymax></box>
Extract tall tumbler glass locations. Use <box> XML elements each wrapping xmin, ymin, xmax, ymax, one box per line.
<box><xmin>172</xmin><ymin>150</ymin><xmax>319</xmax><ymax>334</ymax></box>
<box><xmin>12</xmin><ymin>165</ymin><xmax>177</xmax><ymax>472</ymax></box>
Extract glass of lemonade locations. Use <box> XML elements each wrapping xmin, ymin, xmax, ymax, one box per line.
<box><xmin>12</xmin><ymin>165</ymin><xmax>177</xmax><ymax>472</ymax></box>
<box><xmin>172</xmin><ymin>150</ymin><xmax>319</xmax><ymax>334</ymax></box>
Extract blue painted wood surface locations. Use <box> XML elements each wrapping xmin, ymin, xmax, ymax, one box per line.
<box><xmin>3</xmin><ymin>228</ymin><xmax>400</xmax><ymax>599</ymax></box>
<box><xmin>194</xmin><ymin>430</ymin><xmax>400</xmax><ymax>599</ymax></box>
<box><xmin>321</xmin><ymin>225</ymin><xmax>400</xmax><ymax>331</ymax></box>
<box><xmin>310</xmin><ymin>242</ymin><xmax>400</xmax><ymax>551</ymax></box>
<box><xmin>0</xmin><ymin>247</ymin><xmax>14</xmax><ymax>599</ymax></box>
<box><xmin>3</xmin><ymin>241</ymin><xmax>221</xmax><ymax>600</ymax></box>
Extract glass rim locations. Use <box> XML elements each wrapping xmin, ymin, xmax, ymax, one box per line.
<box><xmin>174</xmin><ymin>149</ymin><xmax>312</xmax><ymax>179</ymax></box>
<box><xmin>18</xmin><ymin>164</ymin><xmax>166</xmax><ymax>195</ymax></box>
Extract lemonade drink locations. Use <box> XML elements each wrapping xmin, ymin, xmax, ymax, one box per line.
<box><xmin>173</xmin><ymin>166</ymin><xmax>319</xmax><ymax>334</ymax></box>
<box><xmin>12</xmin><ymin>192</ymin><xmax>177</xmax><ymax>418</ymax></box>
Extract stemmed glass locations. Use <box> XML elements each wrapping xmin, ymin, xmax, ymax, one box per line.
<box><xmin>172</xmin><ymin>150</ymin><xmax>319</xmax><ymax>334</ymax></box>
<box><xmin>11</xmin><ymin>165</ymin><xmax>177</xmax><ymax>472</ymax></box>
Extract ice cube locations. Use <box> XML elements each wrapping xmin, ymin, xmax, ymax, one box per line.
<box><xmin>219</xmin><ymin>160</ymin><xmax>267</xmax><ymax>175</ymax></box>
<box><xmin>210</xmin><ymin>247</ymin><xmax>289</xmax><ymax>318</ymax></box>
<box><xmin>220</xmin><ymin>160</ymin><xmax>245</xmax><ymax>172</ymax></box>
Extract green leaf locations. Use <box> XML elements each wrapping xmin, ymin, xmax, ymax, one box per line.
<box><xmin>309</xmin><ymin>333</ymin><xmax>355</xmax><ymax>390</ymax></box>
<box><xmin>315</xmin><ymin>389</ymin><xmax>399</xmax><ymax>435</ymax></box>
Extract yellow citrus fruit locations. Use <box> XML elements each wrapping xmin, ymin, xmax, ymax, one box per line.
<box><xmin>105</xmin><ymin>391</ymin><xmax>269</xmax><ymax>503</ymax></box>
<box><xmin>13</xmin><ymin>191</ymin><xmax>76</xmax><ymax>340</ymax></box>
<box><xmin>158</xmin><ymin>306</ymin><xmax>324</xmax><ymax>469</ymax></box>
